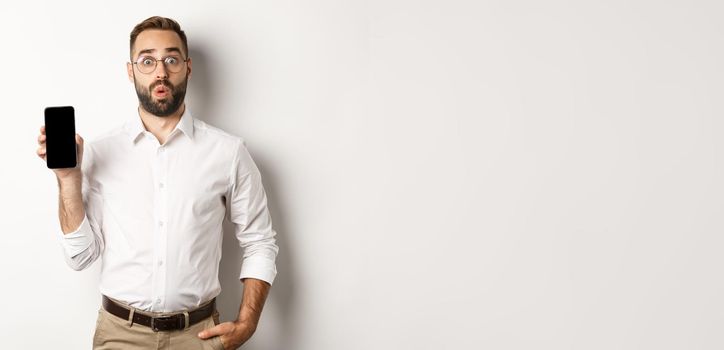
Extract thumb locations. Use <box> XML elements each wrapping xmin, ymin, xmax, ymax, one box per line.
<box><xmin>76</xmin><ymin>134</ymin><xmax>84</xmax><ymax>167</ymax></box>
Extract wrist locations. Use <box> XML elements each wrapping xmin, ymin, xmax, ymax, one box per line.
<box><xmin>233</xmin><ymin>318</ymin><xmax>258</xmax><ymax>332</ymax></box>
<box><xmin>57</xmin><ymin>171</ymin><xmax>82</xmax><ymax>185</ymax></box>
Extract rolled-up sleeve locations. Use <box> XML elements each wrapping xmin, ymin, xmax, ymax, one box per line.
<box><xmin>226</xmin><ymin>139</ymin><xmax>279</xmax><ymax>285</ymax></box>
<box><xmin>56</xmin><ymin>144</ymin><xmax>105</xmax><ymax>271</ymax></box>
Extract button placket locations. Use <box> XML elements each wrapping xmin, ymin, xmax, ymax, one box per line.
<box><xmin>153</xmin><ymin>145</ymin><xmax>169</xmax><ymax>311</ymax></box>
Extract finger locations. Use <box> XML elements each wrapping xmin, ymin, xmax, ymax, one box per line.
<box><xmin>197</xmin><ymin>323</ymin><xmax>232</xmax><ymax>339</ymax></box>
<box><xmin>38</xmin><ymin>134</ymin><xmax>46</xmax><ymax>144</ymax></box>
<box><xmin>40</xmin><ymin>125</ymin><xmax>45</xmax><ymax>134</ymax></box>
<box><xmin>37</xmin><ymin>146</ymin><xmax>46</xmax><ymax>157</ymax></box>
<box><xmin>76</xmin><ymin>134</ymin><xmax>84</xmax><ymax>162</ymax></box>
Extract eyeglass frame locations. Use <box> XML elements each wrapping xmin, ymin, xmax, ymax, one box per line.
<box><xmin>130</xmin><ymin>54</ymin><xmax>190</xmax><ymax>75</ymax></box>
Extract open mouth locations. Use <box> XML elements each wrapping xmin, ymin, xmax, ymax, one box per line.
<box><xmin>153</xmin><ymin>85</ymin><xmax>170</xmax><ymax>97</ymax></box>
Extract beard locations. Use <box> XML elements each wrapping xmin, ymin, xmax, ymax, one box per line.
<box><xmin>134</xmin><ymin>76</ymin><xmax>188</xmax><ymax>117</ymax></box>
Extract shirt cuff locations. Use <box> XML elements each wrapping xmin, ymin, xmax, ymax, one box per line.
<box><xmin>239</xmin><ymin>256</ymin><xmax>277</xmax><ymax>286</ymax></box>
<box><xmin>57</xmin><ymin>215</ymin><xmax>93</xmax><ymax>258</ymax></box>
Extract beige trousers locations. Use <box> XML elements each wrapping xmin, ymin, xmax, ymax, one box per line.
<box><xmin>92</xmin><ymin>300</ymin><xmax>225</xmax><ymax>350</ymax></box>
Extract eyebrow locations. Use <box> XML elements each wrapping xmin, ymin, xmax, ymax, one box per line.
<box><xmin>137</xmin><ymin>47</ymin><xmax>183</xmax><ymax>57</ymax></box>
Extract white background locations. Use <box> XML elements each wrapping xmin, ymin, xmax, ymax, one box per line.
<box><xmin>2</xmin><ymin>0</ymin><xmax>723</xmax><ymax>349</ymax></box>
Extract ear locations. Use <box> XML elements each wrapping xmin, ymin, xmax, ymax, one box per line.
<box><xmin>126</xmin><ymin>62</ymin><xmax>134</xmax><ymax>83</ymax></box>
<box><xmin>186</xmin><ymin>57</ymin><xmax>192</xmax><ymax>79</ymax></box>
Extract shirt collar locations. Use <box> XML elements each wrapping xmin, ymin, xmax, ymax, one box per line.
<box><xmin>126</xmin><ymin>106</ymin><xmax>195</xmax><ymax>144</ymax></box>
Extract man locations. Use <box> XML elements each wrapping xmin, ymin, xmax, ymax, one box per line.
<box><xmin>35</xmin><ymin>16</ymin><xmax>279</xmax><ymax>350</ymax></box>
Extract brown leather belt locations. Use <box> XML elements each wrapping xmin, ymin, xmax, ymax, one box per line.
<box><xmin>102</xmin><ymin>295</ymin><xmax>216</xmax><ymax>332</ymax></box>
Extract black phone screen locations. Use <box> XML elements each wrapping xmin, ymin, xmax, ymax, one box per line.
<box><xmin>44</xmin><ymin>106</ymin><xmax>77</xmax><ymax>169</ymax></box>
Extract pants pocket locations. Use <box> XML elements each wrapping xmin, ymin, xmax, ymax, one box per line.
<box><xmin>199</xmin><ymin>317</ymin><xmax>224</xmax><ymax>350</ymax></box>
<box><xmin>211</xmin><ymin>334</ymin><xmax>225</xmax><ymax>350</ymax></box>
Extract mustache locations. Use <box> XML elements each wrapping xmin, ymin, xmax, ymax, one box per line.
<box><xmin>150</xmin><ymin>80</ymin><xmax>173</xmax><ymax>92</ymax></box>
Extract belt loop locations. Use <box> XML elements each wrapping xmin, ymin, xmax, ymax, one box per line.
<box><xmin>128</xmin><ymin>307</ymin><xmax>135</xmax><ymax>327</ymax></box>
<box><xmin>183</xmin><ymin>311</ymin><xmax>190</xmax><ymax>329</ymax></box>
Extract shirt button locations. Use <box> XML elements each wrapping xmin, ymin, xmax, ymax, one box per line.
<box><xmin>159</xmin><ymin>221</ymin><xmax>164</xmax><ymax>227</ymax></box>
<box><xmin>156</xmin><ymin>298</ymin><xmax>162</xmax><ymax>304</ymax></box>
<box><xmin>158</xmin><ymin>260</ymin><xmax>164</xmax><ymax>266</ymax></box>
<box><xmin>159</xmin><ymin>182</ymin><xmax>165</xmax><ymax>189</ymax></box>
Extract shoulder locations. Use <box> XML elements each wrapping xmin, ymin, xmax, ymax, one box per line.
<box><xmin>193</xmin><ymin>119</ymin><xmax>257</xmax><ymax>178</ymax></box>
<box><xmin>192</xmin><ymin>118</ymin><xmax>247</xmax><ymax>150</ymax></box>
<box><xmin>79</xmin><ymin>122</ymin><xmax>127</xmax><ymax>172</ymax></box>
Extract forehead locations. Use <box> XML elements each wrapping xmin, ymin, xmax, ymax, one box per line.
<box><xmin>133</xmin><ymin>29</ymin><xmax>184</xmax><ymax>57</ymax></box>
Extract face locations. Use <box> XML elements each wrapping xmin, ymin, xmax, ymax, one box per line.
<box><xmin>126</xmin><ymin>29</ymin><xmax>192</xmax><ymax>117</ymax></box>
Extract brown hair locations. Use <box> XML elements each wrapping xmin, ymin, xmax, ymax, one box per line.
<box><xmin>129</xmin><ymin>16</ymin><xmax>188</xmax><ymax>59</ymax></box>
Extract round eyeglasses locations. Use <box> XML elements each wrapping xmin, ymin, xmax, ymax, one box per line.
<box><xmin>132</xmin><ymin>55</ymin><xmax>189</xmax><ymax>74</ymax></box>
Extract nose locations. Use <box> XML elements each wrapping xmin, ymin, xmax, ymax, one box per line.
<box><xmin>154</xmin><ymin>60</ymin><xmax>168</xmax><ymax>79</ymax></box>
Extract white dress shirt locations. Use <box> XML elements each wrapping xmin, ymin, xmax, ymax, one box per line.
<box><xmin>56</xmin><ymin>107</ymin><xmax>279</xmax><ymax>312</ymax></box>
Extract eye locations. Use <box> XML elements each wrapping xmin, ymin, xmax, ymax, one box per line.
<box><xmin>165</xmin><ymin>57</ymin><xmax>179</xmax><ymax>65</ymax></box>
<box><xmin>140</xmin><ymin>57</ymin><xmax>155</xmax><ymax>66</ymax></box>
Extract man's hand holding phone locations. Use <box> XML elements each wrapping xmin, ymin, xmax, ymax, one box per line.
<box><xmin>37</xmin><ymin>106</ymin><xmax>84</xmax><ymax>182</ymax></box>
<box><xmin>38</xmin><ymin>106</ymin><xmax>87</xmax><ymax>234</ymax></box>
<box><xmin>37</xmin><ymin>125</ymin><xmax>84</xmax><ymax>181</ymax></box>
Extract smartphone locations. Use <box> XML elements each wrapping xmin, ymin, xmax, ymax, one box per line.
<box><xmin>44</xmin><ymin>106</ymin><xmax>77</xmax><ymax>169</ymax></box>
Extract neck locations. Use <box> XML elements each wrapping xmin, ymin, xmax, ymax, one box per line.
<box><xmin>137</xmin><ymin>103</ymin><xmax>186</xmax><ymax>144</ymax></box>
